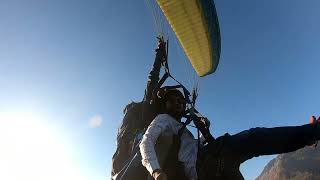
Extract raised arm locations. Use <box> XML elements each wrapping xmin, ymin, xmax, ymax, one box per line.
<box><xmin>143</xmin><ymin>37</ymin><xmax>167</xmax><ymax>103</ymax></box>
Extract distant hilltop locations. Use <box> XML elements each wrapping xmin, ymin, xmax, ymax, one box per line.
<box><xmin>256</xmin><ymin>146</ymin><xmax>320</xmax><ymax>180</ymax></box>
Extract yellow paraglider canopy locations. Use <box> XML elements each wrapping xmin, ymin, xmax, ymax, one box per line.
<box><xmin>156</xmin><ymin>0</ymin><xmax>221</xmax><ymax>77</ymax></box>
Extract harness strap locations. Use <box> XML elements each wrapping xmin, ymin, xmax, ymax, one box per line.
<box><xmin>162</xmin><ymin>124</ymin><xmax>189</xmax><ymax>180</ymax></box>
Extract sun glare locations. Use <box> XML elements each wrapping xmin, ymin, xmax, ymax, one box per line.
<box><xmin>0</xmin><ymin>110</ymin><xmax>88</xmax><ymax>180</ymax></box>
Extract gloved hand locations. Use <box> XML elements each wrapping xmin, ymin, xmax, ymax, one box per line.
<box><xmin>200</xmin><ymin>117</ymin><xmax>211</xmax><ymax>128</ymax></box>
<box><xmin>155</xmin><ymin>36</ymin><xmax>167</xmax><ymax>64</ymax></box>
<box><xmin>156</xmin><ymin>36</ymin><xmax>166</xmax><ymax>52</ymax></box>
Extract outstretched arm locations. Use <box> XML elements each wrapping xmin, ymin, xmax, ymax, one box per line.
<box><xmin>223</xmin><ymin>116</ymin><xmax>320</xmax><ymax>163</ymax></box>
<box><xmin>143</xmin><ymin>37</ymin><xmax>167</xmax><ymax>103</ymax></box>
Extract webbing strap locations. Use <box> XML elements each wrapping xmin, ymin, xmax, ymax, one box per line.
<box><xmin>152</xmin><ymin>72</ymin><xmax>169</xmax><ymax>99</ymax></box>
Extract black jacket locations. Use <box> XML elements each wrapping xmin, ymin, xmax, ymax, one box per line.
<box><xmin>111</xmin><ymin>43</ymin><xmax>165</xmax><ymax>176</ymax></box>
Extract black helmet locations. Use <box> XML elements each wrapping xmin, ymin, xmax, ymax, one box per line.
<box><xmin>157</xmin><ymin>87</ymin><xmax>185</xmax><ymax>102</ymax></box>
<box><xmin>157</xmin><ymin>87</ymin><xmax>186</xmax><ymax>113</ymax></box>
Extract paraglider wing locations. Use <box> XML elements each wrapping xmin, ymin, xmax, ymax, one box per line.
<box><xmin>156</xmin><ymin>0</ymin><xmax>221</xmax><ymax>77</ymax></box>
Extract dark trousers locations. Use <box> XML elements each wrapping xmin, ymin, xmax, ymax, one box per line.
<box><xmin>197</xmin><ymin>123</ymin><xmax>320</xmax><ymax>180</ymax></box>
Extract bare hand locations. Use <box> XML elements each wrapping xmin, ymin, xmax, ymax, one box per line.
<box><xmin>310</xmin><ymin>116</ymin><xmax>320</xmax><ymax>124</ymax></box>
<box><xmin>152</xmin><ymin>169</ymin><xmax>167</xmax><ymax>180</ymax></box>
<box><xmin>308</xmin><ymin>116</ymin><xmax>320</xmax><ymax>147</ymax></box>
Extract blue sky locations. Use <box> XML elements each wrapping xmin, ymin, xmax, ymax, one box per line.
<box><xmin>0</xmin><ymin>0</ymin><xmax>319</xmax><ymax>179</ymax></box>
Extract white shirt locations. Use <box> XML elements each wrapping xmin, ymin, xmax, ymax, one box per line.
<box><xmin>139</xmin><ymin>114</ymin><xmax>199</xmax><ymax>180</ymax></box>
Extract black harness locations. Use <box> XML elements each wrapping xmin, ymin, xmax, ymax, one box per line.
<box><xmin>113</xmin><ymin>38</ymin><xmax>215</xmax><ymax>180</ymax></box>
<box><xmin>152</xmin><ymin>39</ymin><xmax>214</xmax><ymax>145</ymax></box>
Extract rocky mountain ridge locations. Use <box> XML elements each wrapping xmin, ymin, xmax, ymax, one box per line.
<box><xmin>256</xmin><ymin>146</ymin><xmax>320</xmax><ymax>180</ymax></box>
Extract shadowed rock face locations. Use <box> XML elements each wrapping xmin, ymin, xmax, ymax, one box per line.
<box><xmin>256</xmin><ymin>146</ymin><xmax>320</xmax><ymax>180</ymax></box>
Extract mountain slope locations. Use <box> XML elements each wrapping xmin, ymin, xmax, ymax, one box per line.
<box><xmin>256</xmin><ymin>146</ymin><xmax>320</xmax><ymax>180</ymax></box>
